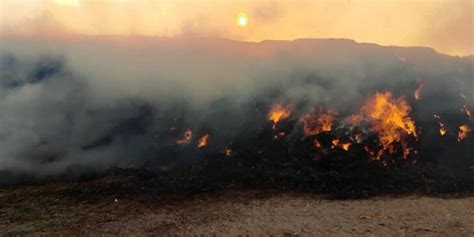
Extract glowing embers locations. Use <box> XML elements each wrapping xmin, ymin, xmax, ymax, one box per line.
<box><xmin>176</xmin><ymin>129</ymin><xmax>193</xmax><ymax>145</ymax></box>
<box><xmin>197</xmin><ymin>134</ymin><xmax>209</xmax><ymax>148</ymax></box>
<box><xmin>273</xmin><ymin>132</ymin><xmax>286</xmax><ymax>141</ymax></box>
<box><xmin>268</xmin><ymin>103</ymin><xmax>293</xmax><ymax>129</ymax></box>
<box><xmin>330</xmin><ymin>139</ymin><xmax>351</xmax><ymax>151</ymax></box>
<box><xmin>223</xmin><ymin>147</ymin><xmax>232</xmax><ymax>157</ymax></box>
<box><xmin>433</xmin><ymin>114</ymin><xmax>447</xmax><ymax>136</ymax></box>
<box><xmin>457</xmin><ymin>125</ymin><xmax>471</xmax><ymax>142</ymax></box>
<box><xmin>176</xmin><ymin>130</ymin><xmax>211</xmax><ymax>148</ymax></box>
<box><xmin>458</xmin><ymin>92</ymin><xmax>472</xmax><ymax>142</ymax></box>
<box><xmin>341</xmin><ymin>142</ymin><xmax>351</xmax><ymax>151</ymax></box>
<box><xmin>300</xmin><ymin>107</ymin><xmax>338</xmax><ymax>136</ymax></box>
<box><xmin>460</xmin><ymin>105</ymin><xmax>472</xmax><ymax>120</ymax></box>
<box><xmin>311</xmin><ymin>137</ymin><xmax>352</xmax><ymax>154</ymax></box>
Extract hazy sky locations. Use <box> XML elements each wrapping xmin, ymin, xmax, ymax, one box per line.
<box><xmin>1</xmin><ymin>0</ymin><xmax>472</xmax><ymax>56</ymax></box>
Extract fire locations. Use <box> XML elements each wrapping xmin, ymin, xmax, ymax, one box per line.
<box><xmin>461</xmin><ymin>105</ymin><xmax>472</xmax><ymax>120</ymax></box>
<box><xmin>341</xmin><ymin>143</ymin><xmax>351</xmax><ymax>151</ymax></box>
<box><xmin>433</xmin><ymin>114</ymin><xmax>447</xmax><ymax>136</ymax></box>
<box><xmin>268</xmin><ymin>103</ymin><xmax>293</xmax><ymax>129</ymax></box>
<box><xmin>361</xmin><ymin>92</ymin><xmax>417</xmax><ymax>157</ymax></box>
<box><xmin>176</xmin><ymin>129</ymin><xmax>193</xmax><ymax>145</ymax></box>
<box><xmin>313</xmin><ymin>140</ymin><xmax>322</xmax><ymax>148</ymax></box>
<box><xmin>300</xmin><ymin>107</ymin><xmax>338</xmax><ymax>136</ymax></box>
<box><xmin>353</xmin><ymin>133</ymin><xmax>363</xmax><ymax>143</ymax></box>
<box><xmin>439</xmin><ymin>124</ymin><xmax>447</xmax><ymax>136</ymax></box>
<box><xmin>197</xmin><ymin>134</ymin><xmax>209</xmax><ymax>148</ymax></box>
<box><xmin>414</xmin><ymin>78</ymin><xmax>423</xmax><ymax>100</ymax></box>
<box><xmin>345</xmin><ymin>114</ymin><xmax>363</xmax><ymax>127</ymax></box>
<box><xmin>330</xmin><ymin>139</ymin><xmax>351</xmax><ymax>151</ymax></box>
<box><xmin>457</xmin><ymin>124</ymin><xmax>471</xmax><ymax>142</ymax></box>
<box><xmin>223</xmin><ymin>147</ymin><xmax>232</xmax><ymax>157</ymax></box>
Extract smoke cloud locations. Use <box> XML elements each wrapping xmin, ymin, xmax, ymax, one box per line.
<box><xmin>0</xmin><ymin>36</ymin><xmax>472</xmax><ymax>180</ymax></box>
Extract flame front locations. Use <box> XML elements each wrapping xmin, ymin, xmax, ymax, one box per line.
<box><xmin>300</xmin><ymin>107</ymin><xmax>338</xmax><ymax>136</ymax></box>
<box><xmin>457</xmin><ymin>124</ymin><xmax>471</xmax><ymax>142</ymax></box>
<box><xmin>197</xmin><ymin>134</ymin><xmax>209</xmax><ymax>148</ymax></box>
<box><xmin>268</xmin><ymin>103</ymin><xmax>293</xmax><ymax>129</ymax></box>
<box><xmin>168</xmin><ymin>88</ymin><xmax>465</xmax><ymax>165</ymax></box>
<box><xmin>361</xmin><ymin>92</ymin><xmax>417</xmax><ymax>157</ymax></box>
<box><xmin>176</xmin><ymin>129</ymin><xmax>193</xmax><ymax>145</ymax></box>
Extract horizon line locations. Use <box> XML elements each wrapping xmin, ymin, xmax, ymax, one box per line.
<box><xmin>1</xmin><ymin>33</ymin><xmax>472</xmax><ymax>58</ymax></box>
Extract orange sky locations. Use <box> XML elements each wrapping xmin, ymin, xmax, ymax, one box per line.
<box><xmin>1</xmin><ymin>0</ymin><xmax>472</xmax><ymax>56</ymax></box>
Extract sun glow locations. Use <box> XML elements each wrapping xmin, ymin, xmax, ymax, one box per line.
<box><xmin>237</xmin><ymin>13</ymin><xmax>248</xmax><ymax>27</ymax></box>
<box><xmin>54</xmin><ymin>0</ymin><xmax>80</xmax><ymax>7</ymax></box>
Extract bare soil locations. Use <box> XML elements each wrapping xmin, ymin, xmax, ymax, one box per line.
<box><xmin>1</xmin><ymin>177</ymin><xmax>473</xmax><ymax>236</ymax></box>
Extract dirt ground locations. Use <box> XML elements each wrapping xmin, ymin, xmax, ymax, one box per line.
<box><xmin>1</xmin><ymin>181</ymin><xmax>473</xmax><ymax>236</ymax></box>
<box><xmin>102</xmin><ymin>193</ymin><xmax>474</xmax><ymax>236</ymax></box>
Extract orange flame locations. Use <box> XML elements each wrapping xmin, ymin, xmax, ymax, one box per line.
<box><xmin>268</xmin><ymin>103</ymin><xmax>293</xmax><ymax>129</ymax></box>
<box><xmin>439</xmin><ymin>124</ymin><xmax>447</xmax><ymax>136</ymax></box>
<box><xmin>300</xmin><ymin>107</ymin><xmax>338</xmax><ymax>136</ymax></box>
<box><xmin>313</xmin><ymin>140</ymin><xmax>322</xmax><ymax>148</ymax></box>
<box><xmin>361</xmin><ymin>92</ymin><xmax>417</xmax><ymax>157</ymax></box>
<box><xmin>457</xmin><ymin>124</ymin><xmax>471</xmax><ymax>142</ymax></box>
<box><xmin>331</xmin><ymin>139</ymin><xmax>351</xmax><ymax>151</ymax></box>
<box><xmin>176</xmin><ymin>129</ymin><xmax>192</xmax><ymax>145</ymax></box>
<box><xmin>433</xmin><ymin>114</ymin><xmax>447</xmax><ymax>136</ymax></box>
<box><xmin>341</xmin><ymin>143</ymin><xmax>351</xmax><ymax>151</ymax></box>
<box><xmin>414</xmin><ymin>78</ymin><xmax>423</xmax><ymax>100</ymax></box>
<box><xmin>197</xmin><ymin>134</ymin><xmax>209</xmax><ymax>148</ymax></box>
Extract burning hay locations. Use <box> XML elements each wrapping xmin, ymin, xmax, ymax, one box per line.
<box><xmin>268</xmin><ymin>103</ymin><xmax>293</xmax><ymax>129</ymax></box>
<box><xmin>300</xmin><ymin>107</ymin><xmax>338</xmax><ymax>136</ymax></box>
<box><xmin>0</xmin><ymin>38</ymin><xmax>472</xmax><ymax>194</ymax></box>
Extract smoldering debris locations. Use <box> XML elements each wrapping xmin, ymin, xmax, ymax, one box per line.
<box><xmin>0</xmin><ymin>37</ymin><xmax>472</xmax><ymax>187</ymax></box>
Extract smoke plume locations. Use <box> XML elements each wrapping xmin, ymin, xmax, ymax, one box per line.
<box><xmin>0</xmin><ymin>36</ymin><xmax>472</xmax><ymax>181</ymax></box>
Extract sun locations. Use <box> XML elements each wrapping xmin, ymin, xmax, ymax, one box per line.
<box><xmin>237</xmin><ymin>13</ymin><xmax>248</xmax><ymax>27</ymax></box>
